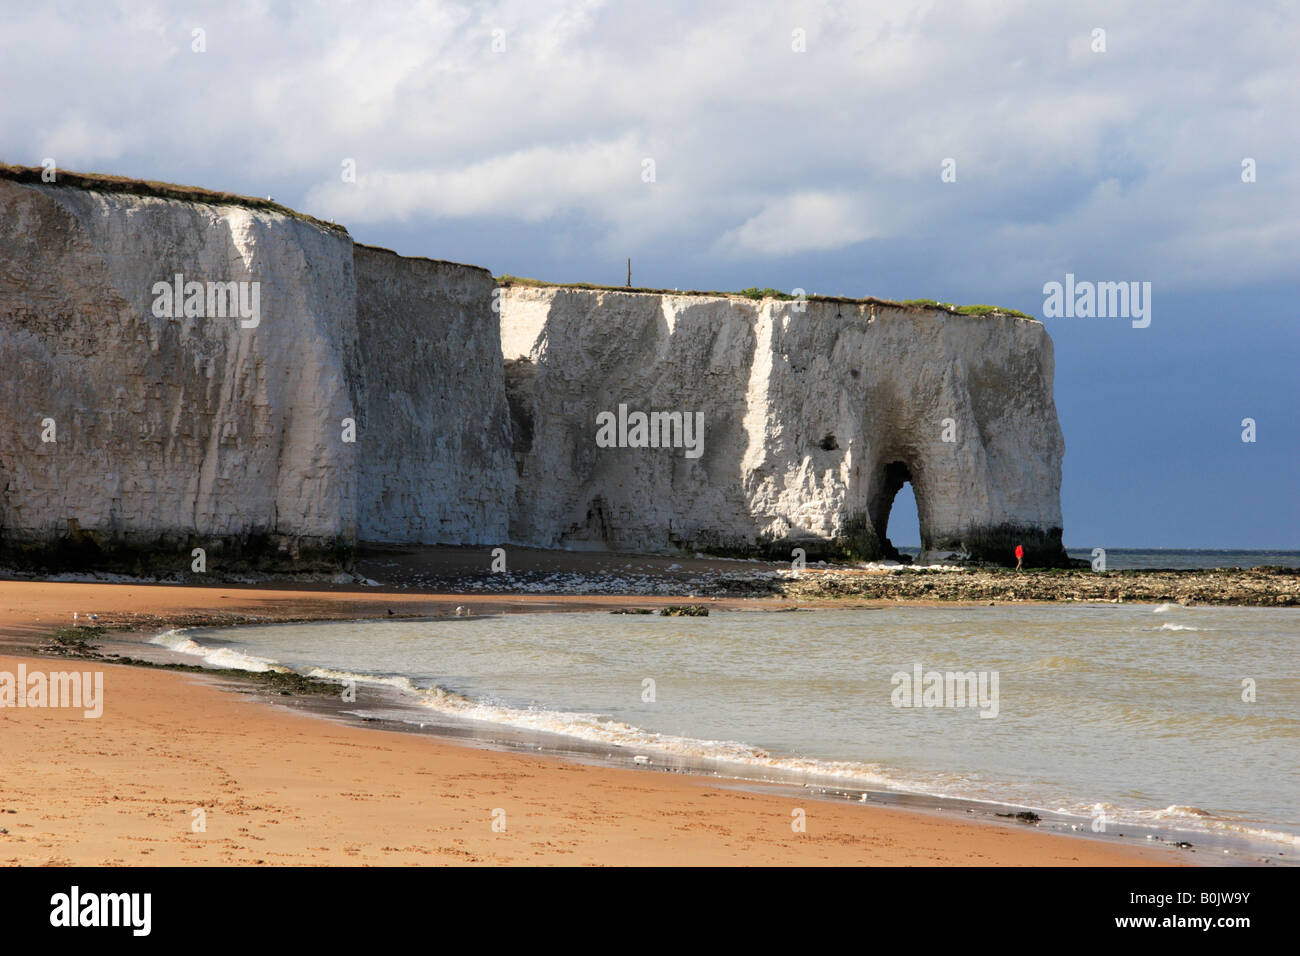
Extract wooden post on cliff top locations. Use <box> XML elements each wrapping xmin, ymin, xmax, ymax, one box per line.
<box><xmin>626</xmin><ymin>258</ymin><xmax>631</xmax><ymax>287</ymax></box>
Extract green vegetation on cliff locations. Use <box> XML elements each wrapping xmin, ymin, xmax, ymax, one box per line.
<box><xmin>0</xmin><ymin>164</ymin><xmax>348</xmax><ymax>235</ymax></box>
<box><xmin>497</xmin><ymin>275</ymin><xmax>1033</xmax><ymax>319</ymax></box>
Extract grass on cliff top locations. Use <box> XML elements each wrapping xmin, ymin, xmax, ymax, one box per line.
<box><xmin>0</xmin><ymin>164</ymin><xmax>348</xmax><ymax>236</ymax></box>
<box><xmin>901</xmin><ymin>298</ymin><xmax>1033</xmax><ymax>318</ymax></box>
<box><xmin>496</xmin><ymin>275</ymin><xmax>1034</xmax><ymax>319</ymax></box>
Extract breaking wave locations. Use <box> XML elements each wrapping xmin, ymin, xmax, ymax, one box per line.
<box><xmin>150</xmin><ymin>628</ymin><xmax>282</xmax><ymax>673</ymax></box>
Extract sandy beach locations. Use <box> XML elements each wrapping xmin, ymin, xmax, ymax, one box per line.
<box><xmin>0</xmin><ymin>579</ymin><xmax>1185</xmax><ymax>866</ymax></box>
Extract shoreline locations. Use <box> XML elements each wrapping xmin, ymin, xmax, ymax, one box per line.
<box><xmin>0</xmin><ymin>648</ymin><xmax>1185</xmax><ymax>867</ymax></box>
<box><xmin>0</xmin><ymin>576</ymin><xmax>1264</xmax><ymax>867</ymax></box>
<box><xmin>4</xmin><ymin>543</ymin><xmax>1296</xmax><ymax>610</ymax></box>
<box><xmin>128</xmin><ymin>609</ymin><xmax>1296</xmax><ymax>865</ymax></box>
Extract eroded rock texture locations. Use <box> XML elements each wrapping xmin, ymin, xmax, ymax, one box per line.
<box><xmin>0</xmin><ymin>178</ymin><xmax>512</xmax><ymax>570</ymax></box>
<box><xmin>353</xmin><ymin>245</ymin><xmax>514</xmax><ymax>545</ymax></box>
<box><xmin>500</xmin><ymin>285</ymin><xmax>1067</xmax><ymax>565</ymax></box>
<box><xmin>0</xmin><ymin>172</ymin><xmax>1067</xmax><ymax>570</ymax></box>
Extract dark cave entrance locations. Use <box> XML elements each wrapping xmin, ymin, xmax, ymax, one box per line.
<box><xmin>558</xmin><ymin>497</ymin><xmax>613</xmax><ymax>550</ymax></box>
<box><xmin>869</xmin><ymin>460</ymin><xmax>920</xmax><ymax>563</ymax></box>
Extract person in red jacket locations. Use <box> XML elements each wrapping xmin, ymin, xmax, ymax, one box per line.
<box><xmin>1014</xmin><ymin>544</ymin><xmax>1024</xmax><ymax>570</ymax></box>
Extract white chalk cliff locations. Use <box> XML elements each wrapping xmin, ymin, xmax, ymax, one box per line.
<box><xmin>0</xmin><ymin>169</ymin><xmax>1065</xmax><ymax>570</ymax></box>
<box><xmin>0</xmin><ymin>172</ymin><xmax>512</xmax><ymax>570</ymax></box>
<box><xmin>501</xmin><ymin>285</ymin><xmax>1065</xmax><ymax>564</ymax></box>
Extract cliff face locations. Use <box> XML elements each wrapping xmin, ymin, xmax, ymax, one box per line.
<box><xmin>0</xmin><ymin>178</ymin><xmax>359</xmax><ymax>568</ymax></box>
<box><xmin>353</xmin><ymin>246</ymin><xmax>514</xmax><ymax>545</ymax></box>
<box><xmin>0</xmin><ymin>177</ymin><xmax>512</xmax><ymax>570</ymax></box>
<box><xmin>500</xmin><ymin>286</ymin><xmax>1066</xmax><ymax>565</ymax></box>
<box><xmin>0</xmin><ymin>170</ymin><xmax>1066</xmax><ymax>570</ymax></box>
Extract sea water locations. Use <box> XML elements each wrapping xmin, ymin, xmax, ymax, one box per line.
<box><xmin>156</xmin><ymin>603</ymin><xmax>1299</xmax><ymax>851</ymax></box>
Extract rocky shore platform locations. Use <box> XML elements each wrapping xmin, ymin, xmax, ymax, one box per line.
<box><xmin>759</xmin><ymin>565</ymin><xmax>1300</xmax><ymax>607</ymax></box>
<box><xmin>349</xmin><ymin>548</ymin><xmax>1299</xmax><ymax>608</ymax></box>
<box><xmin>5</xmin><ymin>547</ymin><xmax>1296</xmax><ymax>610</ymax></box>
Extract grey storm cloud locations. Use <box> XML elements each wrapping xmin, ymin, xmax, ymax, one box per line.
<box><xmin>1</xmin><ymin>0</ymin><xmax>1295</xmax><ymax>288</ymax></box>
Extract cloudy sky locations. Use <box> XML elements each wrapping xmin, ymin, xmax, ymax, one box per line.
<box><xmin>2</xmin><ymin>0</ymin><xmax>1296</xmax><ymax>548</ymax></box>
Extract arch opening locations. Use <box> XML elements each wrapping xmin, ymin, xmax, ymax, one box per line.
<box><xmin>868</xmin><ymin>460</ymin><xmax>921</xmax><ymax>564</ymax></box>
